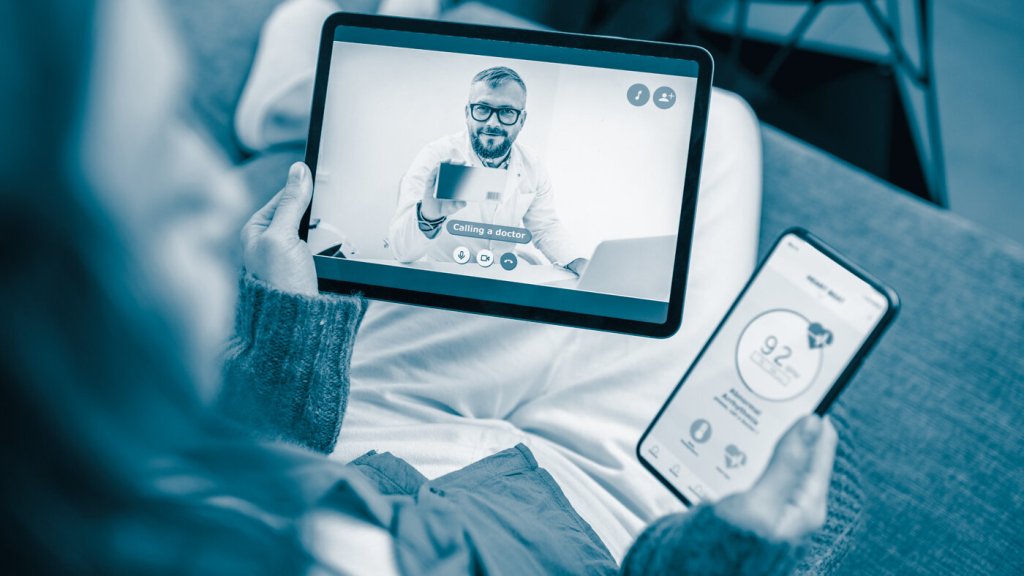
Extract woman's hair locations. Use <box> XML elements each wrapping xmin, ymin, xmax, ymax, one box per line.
<box><xmin>0</xmin><ymin>2</ymin><xmax>311</xmax><ymax>572</ymax></box>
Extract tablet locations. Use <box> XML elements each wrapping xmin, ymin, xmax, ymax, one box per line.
<box><xmin>301</xmin><ymin>13</ymin><xmax>713</xmax><ymax>337</ymax></box>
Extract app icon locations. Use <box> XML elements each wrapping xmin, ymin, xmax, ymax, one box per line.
<box><xmin>724</xmin><ymin>445</ymin><xmax>747</xmax><ymax>469</ymax></box>
<box><xmin>627</xmin><ymin>83</ymin><xmax>650</xmax><ymax>107</ymax></box>
<box><xmin>653</xmin><ymin>86</ymin><xmax>676</xmax><ymax>109</ymax></box>
<box><xmin>453</xmin><ymin>246</ymin><xmax>472</xmax><ymax>264</ymax></box>
<box><xmin>476</xmin><ymin>249</ymin><xmax>494</xmax><ymax>268</ymax></box>
<box><xmin>690</xmin><ymin>419</ymin><xmax>712</xmax><ymax>444</ymax></box>
<box><xmin>500</xmin><ymin>252</ymin><xmax>518</xmax><ymax>271</ymax></box>
<box><xmin>691</xmin><ymin>483</ymin><xmax>707</xmax><ymax>500</ymax></box>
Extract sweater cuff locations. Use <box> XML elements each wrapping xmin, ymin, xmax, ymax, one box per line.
<box><xmin>219</xmin><ymin>274</ymin><xmax>366</xmax><ymax>454</ymax></box>
<box><xmin>622</xmin><ymin>505</ymin><xmax>802</xmax><ymax>576</ymax></box>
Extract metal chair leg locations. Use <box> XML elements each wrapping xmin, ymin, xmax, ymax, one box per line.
<box><xmin>918</xmin><ymin>0</ymin><xmax>948</xmax><ymax>206</ymax></box>
<box><xmin>862</xmin><ymin>0</ymin><xmax>946</xmax><ymax>205</ymax></box>
<box><xmin>757</xmin><ymin>0</ymin><xmax>825</xmax><ymax>85</ymax></box>
<box><xmin>728</xmin><ymin>0</ymin><xmax>751</xmax><ymax>84</ymax></box>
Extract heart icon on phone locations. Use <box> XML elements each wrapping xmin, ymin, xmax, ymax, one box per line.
<box><xmin>724</xmin><ymin>445</ymin><xmax>747</xmax><ymax>469</ymax></box>
<box><xmin>807</xmin><ymin>322</ymin><xmax>833</xmax><ymax>349</ymax></box>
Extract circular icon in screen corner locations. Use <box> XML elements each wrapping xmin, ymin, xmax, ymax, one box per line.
<box><xmin>627</xmin><ymin>83</ymin><xmax>650</xmax><ymax>106</ymax></box>
<box><xmin>735</xmin><ymin>309</ymin><xmax>826</xmax><ymax>401</ymax></box>
<box><xmin>653</xmin><ymin>86</ymin><xmax>676</xmax><ymax>109</ymax></box>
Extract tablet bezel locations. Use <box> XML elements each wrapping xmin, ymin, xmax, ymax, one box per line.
<box><xmin>300</xmin><ymin>12</ymin><xmax>713</xmax><ymax>337</ymax></box>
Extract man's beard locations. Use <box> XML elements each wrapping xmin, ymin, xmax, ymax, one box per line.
<box><xmin>471</xmin><ymin>127</ymin><xmax>512</xmax><ymax>160</ymax></box>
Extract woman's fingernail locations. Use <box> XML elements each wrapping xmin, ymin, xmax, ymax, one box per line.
<box><xmin>289</xmin><ymin>163</ymin><xmax>303</xmax><ymax>183</ymax></box>
<box><xmin>800</xmin><ymin>416</ymin><xmax>823</xmax><ymax>444</ymax></box>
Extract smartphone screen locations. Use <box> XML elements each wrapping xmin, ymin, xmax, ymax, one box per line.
<box><xmin>638</xmin><ymin>230</ymin><xmax>897</xmax><ymax>505</ymax></box>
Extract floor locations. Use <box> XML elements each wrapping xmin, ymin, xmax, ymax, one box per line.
<box><xmin>691</xmin><ymin>0</ymin><xmax>1024</xmax><ymax>245</ymax></box>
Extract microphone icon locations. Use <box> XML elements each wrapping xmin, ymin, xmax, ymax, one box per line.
<box><xmin>453</xmin><ymin>246</ymin><xmax>472</xmax><ymax>264</ymax></box>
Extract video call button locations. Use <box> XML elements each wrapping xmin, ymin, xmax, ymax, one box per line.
<box><xmin>653</xmin><ymin>86</ymin><xmax>676</xmax><ymax>109</ymax></box>
<box><xmin>627</xmin><ymin>83</ymin><xmax>650</xmax><ymax>106</ymax></box>
<box><xmin>500</xmin><ymin>252</ymin><xmax>518</xmax><ymax>271</ymax></box>
<box><xmin>476</xmin><ymin>249</ymin><xmax>494</xmax><ymax>268</ymax></box>
<box><xmin>453</xmin><ymin>246</ymin><xmax>472</xmax><ymax>264</ymax></box>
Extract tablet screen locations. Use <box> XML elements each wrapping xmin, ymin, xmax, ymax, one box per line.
<box><xmin>307</xmin><ymin>19</ymin><xmax>705</xmax><ymax>328</ymax></box>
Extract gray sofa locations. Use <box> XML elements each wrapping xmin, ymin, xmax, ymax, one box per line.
<box><xmin>167</xmin><ymin>2</ymin><xmax>1023</xmax><ymax>573</ymax></box>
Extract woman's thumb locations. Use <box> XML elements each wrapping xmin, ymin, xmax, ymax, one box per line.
<box><xmin>751</xmin><ymin>416</ymin><xmax>821</xmax><ymax>503</ymax></box>
<box><xmin>269</xmin><ymin>162</ymin><xmax>313</xmax><ymax>233</ymax></box>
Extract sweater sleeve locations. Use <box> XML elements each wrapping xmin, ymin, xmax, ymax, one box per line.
<box><xmin>621</xmin><ymin>505</ymin><xmax>802</xmax><ymax>576</ymax></box>
<box><xmin>218</xmin><ymin>274</ymin><xmax>367</xmax><ymax>454</ymax></box>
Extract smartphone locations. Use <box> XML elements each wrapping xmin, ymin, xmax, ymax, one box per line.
<box><xmin>433</xmin><ymin>162</ymin><xmax>507</xmax><ymax>203</ymax></box>
<box><xmin>637</xmin><ymin>228</ymin><xmax>899</xmax><ymax>505</ymax></box>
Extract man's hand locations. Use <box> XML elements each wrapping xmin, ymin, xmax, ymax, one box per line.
<box><xmin>715</xmin><ymin>415</ymin><xmax>838</xmax><ymax>542</ymax></box>
<box><xmin>242</xmin><ymin>162</ymin><xmax>318</xmax><ymax>296</ymax></box>
<box><xmin>566</xmin><ymin>257</ymin><xmax>590</xmax><ymax>278</ymax></box>
<box><xmin>418</xmin><ymin>161</ymin><xmax>467</xmax><ymax>221</ymax></box>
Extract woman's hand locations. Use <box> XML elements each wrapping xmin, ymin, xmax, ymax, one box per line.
<box><xmin>242</xmin><ymin>162</ymin><xmax>318</xmax><ymax>296</ymax></box>
<box><xmin>715</xmin><ymin>415</ymin><xmax>838</xmax><ymax>542</ymax></box>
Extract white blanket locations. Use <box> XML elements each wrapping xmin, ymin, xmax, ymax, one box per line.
<box><xmin>332</xmin><ymin>89</ymin><xmax>762</xmax><ymax>561</ymax></box>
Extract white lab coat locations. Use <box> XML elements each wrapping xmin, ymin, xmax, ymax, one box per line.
<box><xmin>388</xmin><ymin>131</ymin><xmax>582</xmax><ymax>266</ymax></box>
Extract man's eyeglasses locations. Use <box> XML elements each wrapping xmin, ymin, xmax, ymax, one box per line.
<box><xmin>468</xmin><ymin>103</ymin><xmax>522</xmax><ymax>125</ymax></box>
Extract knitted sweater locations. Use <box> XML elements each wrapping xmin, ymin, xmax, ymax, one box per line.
<box><xmin>221</xmin><ymin>275</ymin><xmax>822</xmax><ymax>575</ymax></box>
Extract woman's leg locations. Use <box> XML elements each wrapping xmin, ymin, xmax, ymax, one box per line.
<box><xmin>234</xmin><ymin>0</ymin><xmax>336</xmax><ymax>152</ymax></box>
<box><xmin>235</xmin><ymin>0</ymin><xmax>441</xmax><ymax>152</ymax></box>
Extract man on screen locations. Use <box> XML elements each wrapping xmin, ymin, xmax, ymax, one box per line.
<box><xmin>387</xmin><ymin>66</ymin><xmax>590</xmax><ymax>276</ymax></box>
